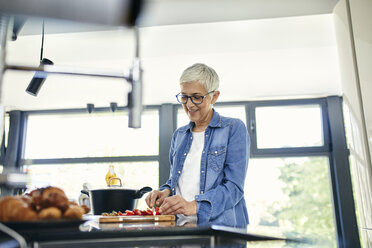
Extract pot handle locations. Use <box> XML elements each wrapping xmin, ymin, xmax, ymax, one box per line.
<box><xmin>134</xmin><ymin>186</ymin><xmax>152</xmax><ymax>198</ymax></box>
<box><xmin>108</xmin><ymin>177</ymin><xmax>122</xmax><ymax>187</ymax></box>
<box><xmin>81</xmin><ymin>189</ymin><xmax>89</xmax><ymax>196</ymax></box>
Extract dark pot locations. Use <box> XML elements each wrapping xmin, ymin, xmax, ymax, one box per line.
<box><xmin>81</xmin><ymin>178</ymin><xmax>152</xmax><ymax>215</ymax></box>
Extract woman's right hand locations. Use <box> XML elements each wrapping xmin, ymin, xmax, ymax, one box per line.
<box><xmin>145</xmin><ymin>189</ymin><xmax>171</xmax><ymax>208</ymax></box>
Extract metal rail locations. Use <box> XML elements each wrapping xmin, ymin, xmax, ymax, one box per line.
<box><xmin>5</xmin><ymin>64</ymin><xmax>131</xmax><ymax>80</ymax></box>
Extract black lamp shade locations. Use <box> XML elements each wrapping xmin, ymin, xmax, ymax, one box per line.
<box><xmin>12</xmin><ymin>16</ymin><xmax>27</xmax><ymax>41</ymax></box>
<box><xmin>26</xmin><ymin>58</ymin><xmax>53</xmax><ymax>96</ymax></box>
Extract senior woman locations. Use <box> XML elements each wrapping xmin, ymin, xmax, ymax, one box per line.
<box><xmin>145</xmin><ymin>63</ymin><xmax>250</xmax><ymax>228</ymax></box>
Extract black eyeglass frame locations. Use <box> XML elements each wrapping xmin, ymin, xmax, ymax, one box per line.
<box><xmin>175</xmin><ymin>90</ymin><xmax>216</xmax><ymax>105</ymax></box>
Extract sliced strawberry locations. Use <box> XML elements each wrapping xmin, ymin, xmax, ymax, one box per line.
<box><xmin>125</xmin><ymin>210</ymin><xmax>135</xmax><ymax>215</ymax></box>
<box><xmin>140</xmin><ymin>210</ymin><xmax>148</xmax><ymax>215</ymax></box>
<box><xmin>133</xmin><ymin>209</ymin><xmax>141</xmax><ymax>215</ymax></box>
<box><xmin>145</xmin><ymin>209</ymin><xmax>153</xmax><ymax>215</ymax></box>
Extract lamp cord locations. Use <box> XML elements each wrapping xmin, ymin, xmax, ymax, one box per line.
<box><xmin>40</xmin><ymin>19</ymin><xmax>44</xmax><ymax>62</ymax></box>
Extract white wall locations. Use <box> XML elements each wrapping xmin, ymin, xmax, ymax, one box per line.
<box><xmin>3</xmin><ymin>14</ymin><xmax>341</xmax><ymax>111</ymax></box>
<box><xmin>333</xmin><ymin>0</ymin><xmax>372</xmax><ymax>246</ymax></box>
<box><xmin>349</xmin><ymin>0</ymin><xmax>372</xmax><ymax>165</ymax></box>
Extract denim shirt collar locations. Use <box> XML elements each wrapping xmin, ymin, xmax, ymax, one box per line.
<box><xmin>182</xmin><ymin>109</ymin><xmax>222</xmax><ymax>133</ymax></box>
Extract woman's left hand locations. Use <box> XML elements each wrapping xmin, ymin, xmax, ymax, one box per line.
<box><xmin>159</xmin><ymin>195</ymin><xmax>197</xmax><ymax>216</ymax></box>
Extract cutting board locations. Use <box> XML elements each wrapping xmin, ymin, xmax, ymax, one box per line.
<box><xmin>99</xmin><ymin>215</ymin><xmax>175</xmax><ymax>223</ymax></box>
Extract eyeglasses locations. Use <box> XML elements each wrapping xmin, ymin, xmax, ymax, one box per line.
<box><xmin>176</xmin><ymin>91</ymin><xmax>215</xmax><ymax>105</ymax></box>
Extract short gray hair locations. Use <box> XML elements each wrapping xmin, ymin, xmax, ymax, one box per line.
<box><xmin>179</xmin><ymin>63</ymin><xmax>219</xmax><ymax>92</ymax></box>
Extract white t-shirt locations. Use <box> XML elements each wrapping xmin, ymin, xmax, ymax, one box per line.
<box><xmin>176</xmin><ymin>131</ymin><xmax>205</xmax><ymax>225</ymax></box>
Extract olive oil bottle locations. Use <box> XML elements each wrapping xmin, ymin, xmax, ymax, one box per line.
<box><xmin>105</xmin><ymin>164</ymin><xmax>119</xmax><ymax>186</ymax></box>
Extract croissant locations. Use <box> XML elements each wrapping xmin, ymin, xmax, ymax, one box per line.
<box><xmin>0</xmin><ymin>196</ymin><xmax>38</xmax><ymax>222</ymax></box>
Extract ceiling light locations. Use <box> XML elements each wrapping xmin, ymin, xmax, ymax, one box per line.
<box><xmin>11</xmin><ymin>15</ymin><xmax>27</xmax><ymax>41</ymax></box>
<box><xmin>25</xmin><ymin>58</ymin><xmax>53</xmax><ymax>96</ymax></box>
<box><xmin>26</xmin><ymin>20</ymin><xmax>53</xmax><ymax>96</ymax></box>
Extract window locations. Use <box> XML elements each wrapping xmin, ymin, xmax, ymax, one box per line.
<box><xmin>255</xmin><ymin>104</ymin><xmax>323</xmax><ymax>149</ymax></box>
<box><xmin>25</xmin><ymin>110</ymin><xmax>159</xmax><ymax>159</ymax></box>
<box><xmin>343</xmin><ymin>102</ymin><xmax>372</xmax><ymax>244</ymax></box>
<box><xmin>21</xmin><ymin>109</ymin><xmax>160</xmax><ymax>209</ymax></box>
<box><xmin>245</xmin><ymin>157</ymin><xmax>336</xmax><ymax>247</ymax></box>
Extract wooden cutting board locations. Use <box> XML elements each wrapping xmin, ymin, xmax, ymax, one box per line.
<box><xmin>99</xmin><ymin>215</ymin><xmax>175</xmax><ymax>223</ymax></box>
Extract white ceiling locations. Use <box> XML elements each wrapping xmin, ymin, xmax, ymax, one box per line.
<box><xmin>14</xmin><ymin>0</ymin><xmax>339</xmax><ymax>34</ymax></box>
<box><xmin>2</xmin><ymin>0</ymin><xmax>341</xmax><ymax>111</ymax></box>
<box><xmin>139</xmin><ymin>0</ymin><xmax>339</xmax><ymax>26</ymax></box>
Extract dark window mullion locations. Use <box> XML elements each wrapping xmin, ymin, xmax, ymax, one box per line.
<box><xmin>249</xmin><ymin>103</ymin><xmax>258</xmax><ymax>156</ymax></box>
<box><xmin>327</xmin><ymin>96</ymin><xmax>360</xmax><ymax>248</ymax></box>
<box><xmin>159</xmin><ymin>104</ymin><xmax>176</xmax><ymax>186</ymax></box>
<box><xmin>252</xmin><ymin>146</ymin><xmax>330</xmax><ymax>157</ymax></box>
<box><xmin>21</xmin><ymin>155</ymin><xmax>159</xmax><ymax>166</ymax></box>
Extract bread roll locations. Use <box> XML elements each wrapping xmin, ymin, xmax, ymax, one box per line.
<box><xmin>0</xmin><ymin>187</ymin><xmax>84</xmax><ymax>221</ymax></box>
<box><xmin>38</xmin><ymin>207</ymin><xmax>62</xmax><ymax>220</ymax></box>
<box><xmin>30</xmin><ymin>186</ymin><xmax>69</xmax><ymax>211</ymax></box>
<box><xmin>40</xmin><ymin>186</ymin><xmax>69</xmax><ymax>210</ymax></box>
<box><xmin>0</xmin><ymin>196</ymin><xmax>38</xmax><ymax>222</ymax></box>
<box><xmin>63</xmin><ymin>205</ymin><xmax>85</xmax><ymax>220</ymax></box>
<box><xmin>81</xmin><ymin>204</ymin><xmax>90</xmax><ymax>214</ymax></box>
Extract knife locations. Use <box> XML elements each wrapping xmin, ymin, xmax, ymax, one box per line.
<box><xmin>152</xmin><ymin>203</ymin><xmax>156</xmax><ymax>215</ymax></box>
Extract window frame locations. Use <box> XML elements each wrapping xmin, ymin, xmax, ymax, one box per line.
<box><xmin>248</xmin><ymin>98</ymin><xmax>331</xmax><ymax>158</ymax></box>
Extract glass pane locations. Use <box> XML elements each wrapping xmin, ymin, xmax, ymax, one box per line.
<box><xmin>177</xmin><ymin>106</ymin><xmax>246</xmax><ymax>128</ymax></box>
<box><xmin>25</xmin><ymin>110</ymin><xmax>159</xmax><ymax>159</ymax></box>
<box><xmin>4</xmin><ymin>115</ymin><xmax>9</xmax><ymax>150</ymax></box>
<box><xmin>349</xmin><ymin>154</ymin><xmax>372</xmax><ymax>229</ymax></box>
<box><xmin>214</xmin><ymin>106</ymin><xmax>246</xmax><ymax>126</ymax></box>
<box><xmin>255</xmin><ymin>105</ymin><xmax>324</xmax><ymax>148</ymax></box>
<box><xmin>1</xmin><ymin>115</ymin><xmax>9</xmax><ymax>160</ymax></box>
<box><xmin>343</xmin><ymin>102</ymin><xmax>367</xmax><ymax>161</ymax></box>
<box><xmin>24</xmin><ymin>162</ymin><xmax>159</xmax><ymax>210</ymax></box>
<box><xmin>245</xmin><ymin>157</ymin><xmax>336</xmax><ymax>247</ymax></box>
<box><xmin>177</xmin><ymin>108</ymin><xmax>189</xmax><ymax>128</ymax></box>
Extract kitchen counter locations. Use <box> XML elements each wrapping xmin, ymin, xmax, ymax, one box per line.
<box><xmin>0</xmin><ymin>216</ymin><xmax>330</xmax><ymax>248</ymax></box>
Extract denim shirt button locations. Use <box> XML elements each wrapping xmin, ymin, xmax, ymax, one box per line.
<box><xmin>205</xmin><ymin>134</ymin><xmax>208</xmax><ymax>137</ymax></box>
<box><xmin>201</xmin><ymin>170</ymin><xmax>204</xmax><ymax>173</ymax></box>
<box><xmin>178</xmin><ymin>170</ymin><xmax>181</xmax><ymax>174</ymax></box>
<box><xmin>214</xmin><ymin>151</ymin><xmax>218</xmax><ymax>154</ymax></box>
<box><xmin>172</xmin><ymin>188</ymin><xmax>175</xmax><ymax>191</ymax></box>
<box><xmin>184</xmin><ymin>153</ymin><xmax>187</xmax><ymax>156</ymax></box>
<box><xmin>190</xmin><ymin>136</ymin><xmax>193</xmax><ymax>139</ymax></box>
<box><xmin>202</xmin><ymin>151</ymin><xmax>205</xmax><ymax>154</ymax></box>
<box><xmin>201</xmin><ymin>191</ymin><xmax>204</xmax><ymax>194</ymax></box>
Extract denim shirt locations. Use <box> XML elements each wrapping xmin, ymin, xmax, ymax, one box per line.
<box><xmin>159</xmin><ymin>110</ymin><xmax>250</xmax><ymax>228</ymax></box>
